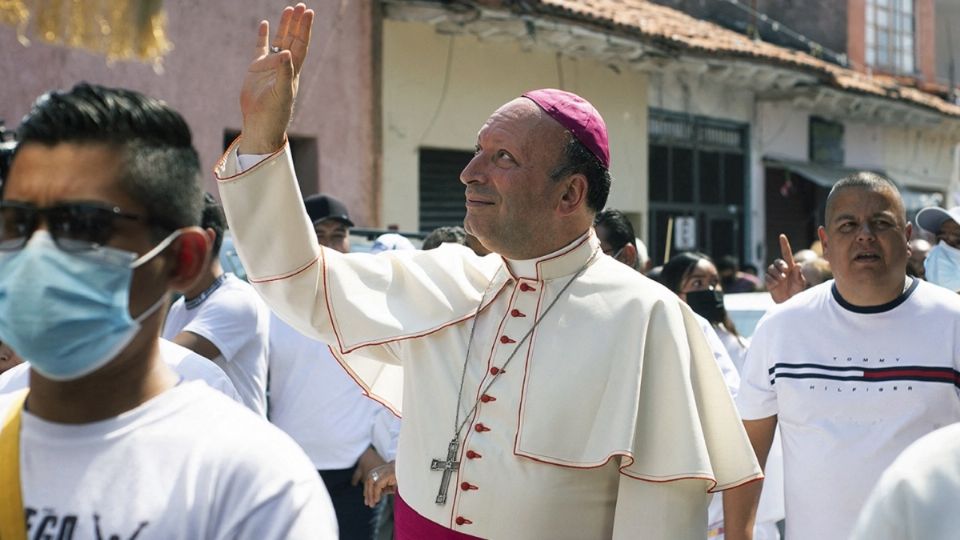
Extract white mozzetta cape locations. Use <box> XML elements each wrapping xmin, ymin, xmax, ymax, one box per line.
<box><xmin>216</xmin><ymin>142</ymin><xmax>761</xmax><ymax>539</ymax></box>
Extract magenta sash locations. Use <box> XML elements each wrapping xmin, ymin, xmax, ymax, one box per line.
<box><xmin>394</xmin><ymin>492</ymin><xmax>485</xmax><ymax>540</ymax></box>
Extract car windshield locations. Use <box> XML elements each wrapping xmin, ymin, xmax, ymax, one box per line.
<box><xmin>724</xmin><ymin>292</ymin><xmax>775</xmax><ymax>338</ymax></box>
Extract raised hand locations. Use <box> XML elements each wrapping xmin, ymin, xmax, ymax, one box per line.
<box><xmin>239</xmin><ymin>3</ymin><xmax>314</xmax><ymax>154</ymax></box>
<box><xmin>765</xmin><ymin>234</ymin><xmax>806</xmax><ymax>304</ymax></box>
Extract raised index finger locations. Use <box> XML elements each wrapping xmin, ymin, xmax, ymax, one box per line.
<box><xmin>779</xmin><ymin>234</ymin><xmax>796</xmax><ymax>268</ymax></box>
<box><xmin>253</xmin><ymin>20</ymin><xmax>269</xmax><ymax>59</ymax></box>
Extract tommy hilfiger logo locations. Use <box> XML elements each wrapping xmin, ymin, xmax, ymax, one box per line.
<box><xmin>769</xmin><ymin>363</ymin><xmax>960</xmax><ymax>388</ymax></box>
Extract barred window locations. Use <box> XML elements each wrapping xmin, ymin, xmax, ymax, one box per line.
<box><xmin>866</xmin><ymin>0</ymin><xmax>915</xmax><ymax>74</ymax></box>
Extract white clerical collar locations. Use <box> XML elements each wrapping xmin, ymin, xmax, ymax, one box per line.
<box><xmin>504</xmin><ymin>230</ymin><xmax>595</xmax><ymax>280</ymax></box>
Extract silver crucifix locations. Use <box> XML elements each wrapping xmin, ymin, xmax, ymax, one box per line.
<box><xmin>430</xmin><ymin>437</ymin><xmax>461</xmax><ymax>505</ymax></box>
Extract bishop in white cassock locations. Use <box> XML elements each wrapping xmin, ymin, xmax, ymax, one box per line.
<box><xmin>219</xmin><ymin>5</ymin><xmax>761</xmax><ymax>538</ymax></box>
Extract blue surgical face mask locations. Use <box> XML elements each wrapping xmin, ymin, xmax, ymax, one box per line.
<box><xmin>0</xmin><ymin>230</ymin><xmax>180</xmax><ymax>381</ymax></box>
<box><xmin>924</xmin><ymin>241</ymin><xmax>960</xmax><ymax>293</ymax></box>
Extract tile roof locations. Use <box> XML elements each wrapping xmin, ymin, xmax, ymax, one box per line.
<box><xmin>521</xmin><ymin>0</ymin><xmax>960</xmax><ymax>117</ymax></box>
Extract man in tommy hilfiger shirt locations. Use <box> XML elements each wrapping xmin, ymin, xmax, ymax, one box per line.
<box><xmin>725</xmin><ymin>172</ymin><xmax>960</xmax><ymax>540</ymax></box>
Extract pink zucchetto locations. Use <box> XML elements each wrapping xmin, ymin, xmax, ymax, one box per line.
<box><xmin>521</xmin><ymin>88</ymin><xmax>610</xmax><ymax>170</ymax></box>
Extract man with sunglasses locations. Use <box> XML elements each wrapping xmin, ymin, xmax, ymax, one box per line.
<box><xmin>0</xmin><ymin>83</ymin><xmax>336</xmax><ymax>538</ymax></box>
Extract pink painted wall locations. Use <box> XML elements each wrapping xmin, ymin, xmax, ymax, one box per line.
<box><xmin>0</xmin><ymin>0</ymin><xmax>380</xmax><ymax>225</ymax></box>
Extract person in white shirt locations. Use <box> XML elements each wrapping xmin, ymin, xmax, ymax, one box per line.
<box><xmin>655</xmin><ymin>249</ymin><xmax>783</xmax><ymax>540</ymax></box>
<box><xmin>269</xmin><ymin>193</ymin><xmax>400</xmax><ymax>540</ymax></box>
<box><xmin>727</xmin><ymin>172</ymin><xmax>960</xmax><ymax>540</ymax></box>
<box><xmin>161</xmin><ymin>193</ymin><xmax>271</xmax><ymax>416</ymax></box>
<box><xmin>0</xmin><ymin>339</ymin><xmax>240</xmax><ymax>402</ymax></box>
<box><xmin>0</xmin><ymin>81</ymin><xmax>336</xmax><ymax>538</ymax></box>
<box><xmin>914</xmin><ymin>205</ymin><xmax>960</xmax><ymax>291</ymax></box>
<box><xmin>850</xmin><ymin>422</ymin><xmax>960</xmax><ymax>540</ymax></box>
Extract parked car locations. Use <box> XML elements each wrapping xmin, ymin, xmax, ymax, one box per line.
<box><xmin>724</xmin><ymin>291</ymin><xmax>775</xmax><ymax>338</ymax></box>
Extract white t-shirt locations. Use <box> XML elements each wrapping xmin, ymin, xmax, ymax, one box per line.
<box><xmin>695</xmin><ymin>314</ymin><xmax>741</xmax><ymax>398</ymax></box>
<box><xmin>850</xmin><ymin>422</ymin><xmax>960</xmax><ymax>540</ymax></box>
<box><xmin>737</xmin><ymin>279</ymin><xmax>960</xmax><ymax>540</ymax></box>
<box><xmin>162</xmin><ymin>273</ymin><xmax>270</xmax><ymax>415</ymax></box>
<box><xmin>0</xmin><ymin>381</ymin><xmax>337</xmax><ymax>539</ymax></box>
<box><xmin>0</xmin><ymin>339</ymin><xmax>241</xmax><ymax>402</ymax></box>
<box><xmin>700</xmin><ymin>318</ymin><xmax>784</xmax><ymax>540</ymax></box>
<box><xmin>715</xmin><ymin>323</ymin><xmax>749</xmax><ymax>375</ymax></box>
<box><xmin>268</xmin><ymin>314</ymin><xmax>399</xmax><ymax>469</ymax></box>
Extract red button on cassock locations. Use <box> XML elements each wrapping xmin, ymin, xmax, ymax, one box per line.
<box><xmin>474</xmin><ymin>423</ymin><xmax>490</xmax><ymax>432</ymax></box>
<box><xmin>500</xmin><ymin>335</ymin><xmax>515</xmax><ymax>344</ymax></box>
<box><xmin>461</xmin><ymin>482</ymin><xmax>479</xmax><ymax>491</ymax></box>
<box><xmin>480</xmin><ymin>394</ymin><xmax>496</xmax><ymax>403</ymax></box>
<box><xmin>510</xmin><ymin>309</ymin><xmax>525</xmax><ymax>317</ymax></box>
<box><xmin>456</xmin><ymin>516</ymin><xmax>472</xmax><ymax>525</ymax></box>
<box><xmin>520</xmin><ymin>283</ymin><xmax>537</xmax><ymax>292</ymax></box>
<box><xmin>466</xmin><ymin>450</ymin><xmax>481</xmax><ymax>459</ymax></box>
<box><xmin>489</xmin><ymin>367</ymin><xmax>500</xmax><ymax>375</ymax></box>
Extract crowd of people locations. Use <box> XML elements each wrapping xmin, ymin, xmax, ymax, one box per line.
<box><xmin>2</xmin><ymin>3</ymin><xmax>960</xmax><ymax>539</ymax></box>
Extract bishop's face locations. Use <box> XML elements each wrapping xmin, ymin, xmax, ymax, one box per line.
<box><xmin>459</xmin><ymin>98</ymin><xmax>569</xmax><ymax>260</ymax></box>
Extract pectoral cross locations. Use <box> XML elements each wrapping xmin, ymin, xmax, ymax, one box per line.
<box><xmin>430</xmin><ymin>437</ymin><xmax>461</xmax><ymax>505</ymax></box>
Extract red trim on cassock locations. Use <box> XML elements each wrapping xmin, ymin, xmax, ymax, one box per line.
<box><xmin>213</xmin><ymin>135</ymin><xmax>288</xmax><ymax>183</ymax></box>
<box><xmin>394</xmin><ymin>493</ymin><xmax>485</xmax><ymax>540</ymax></box>
<box><xmin>327</xmin><ymin>272</ymin><xmax>512</xmax><ymax>356</ymax></box>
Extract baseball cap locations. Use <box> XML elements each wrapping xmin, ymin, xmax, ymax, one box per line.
<box><xmin>521</xmin><ymin>88</ymin><xmax>610</xmax><ymax>170</ymax></box>
<box><xmin>915</xmin><ymin>206</ymin><xmax>960</xmax><ymax>234</ymax></box>
<box><xmin>370</xmin><ymin>233</ymin><xmax>416</xmax><ymax>254</ymax></box>
<box><xmin>303</xmin><ymin>194</ymin><xmax>354</xmax><ymax>227</ymax></box>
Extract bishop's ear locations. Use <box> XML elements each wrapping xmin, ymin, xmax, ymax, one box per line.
<box><xmin>558</xmin><ymin>173</ymin><xmax>589</xmax><ymax>217</ymax></box>
<box><xmin>168</xmin><ymin>227</ymin><xmax>210</xmax><ymax>291</ymax></box>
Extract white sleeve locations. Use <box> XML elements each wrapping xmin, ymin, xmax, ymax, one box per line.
<box><xmin>848</xmin><ymin>472</ymin><xmax>905</xmax><ymax>540</ymax></box>
<box><xmin>371</xmin><ymin>406</ymin><xmax>401</xmax><ymax>462</ymax></box>
<box><xmin>217</xmin><ymin>144</ymin><xmax>501</xmax><ymax>360</ymax></box>
<box><xmin>213</xmin><ymin>417</ymin><xmax>339</xmax><ymax>540</ymax></box>
<box><xmin>734</xmin><ymin>318</ymin><xmax>778</xmax><ymax>420</ymax></box>
<box><xmin>850</xmin><ymin>425</ymin><xmax>960</xmax><ymax>540</ymax></box>
<box><xmin>237</xmin><ymin>153</ymin><xmax>271</xmax><ymax>172</ymax></box>
<box><xmin>181</xmin><ymin>287</ymin><xmax>261</xmax><ymax>363</ymax></box>
<box><xmin>224</xmin><ymin>476</ymin><xmax>338</xmax><ymax>540</ymax></box>
<box><xmin>696</xmin><ymin>316</ymin><xmax>740</xmax><ymax>398</ymax></box>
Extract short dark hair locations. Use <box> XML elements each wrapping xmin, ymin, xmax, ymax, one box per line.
<box><xmin>550</xmin><ymin>134</ymin><xmax>611</xmax><ymax>212</ymax></box>
<box><xmin>660</xmin><ymin>251</ymin><xmax>713</xmax><ymax>295</ymax></box>
<box><xmin>825</xmin><ymin>171</ymin><xmax>904</xmax><ymax>226</ymax></box>
<box><xmin>594</xmin><ymin>209</ymin><xmax>636</xmax><ymax>251</ymax></box>
<box><xmin>13</xmin><ymin>83</ymin><xmax>202</xmax><ymax>234</ymax></box>
<box><xmin>422</xmin><ymin>226</ymin><xmax>467</xmax><ymax>251</ymax></box>
<box><xmin>716</xmin><ymin>255</ymin><xmax>740</xmax><ymax>274</ymax></box>
<box><xmin>201</xmin><ymin>193</ymin><xmax>226</xmax><ymax>256</ymax></box>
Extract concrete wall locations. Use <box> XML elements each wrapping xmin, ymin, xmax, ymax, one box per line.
<box><xmin>382</xmin><ymin>20</ymin><xmax>649</xmax><ymax>232</ymax></box>
<box><xmin>647</xmin><ymin>68</ymin><xmax>753</xmax><ymax>123</ymax></box>
<box><xmin>878</xmin><ymin>126</ymin><xmax>956</xmax><ymax>190</ymax></box>
<box><xmin>0</xmin><ymin>0</ymin><xmax>380</xmax><ymax>224</ymax></box>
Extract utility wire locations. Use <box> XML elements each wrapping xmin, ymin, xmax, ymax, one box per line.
<box><xmin>720</xmin><ymin>0</ymin><xmax>849</xmax><ymax>67</ymax></box>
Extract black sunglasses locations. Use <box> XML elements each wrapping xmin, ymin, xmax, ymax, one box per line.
<box><xmin>0</xmin><ymin>201</ymin><xmax>150</xmax><ymax>252</ymax></box>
